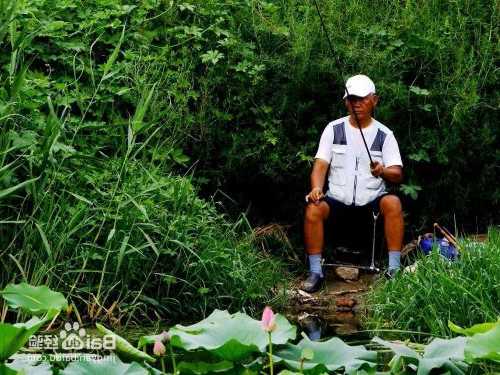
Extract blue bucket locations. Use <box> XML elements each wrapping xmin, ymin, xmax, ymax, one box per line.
<box><xmin>419</xmin><ymin>236</ymin><xmax>458</xmax><ymax>260</ymax></box>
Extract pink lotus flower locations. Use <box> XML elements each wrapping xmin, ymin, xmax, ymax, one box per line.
<box><xmin>158</xmin><ymin>331</ymin><xmax>170</xmax><ymax>343</ymax></box>
<box><xmin>261</xmin><ymin>306</ymin><xmax>277</xmax><ymax>332</ymax></box>
<box><xmin>153</xmin><ymin>340</ymin><xmax>166</xmax><ymax>356</ymax></box>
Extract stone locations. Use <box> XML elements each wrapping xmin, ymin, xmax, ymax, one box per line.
<box><xmin>335</xmin><ymin>297</ymin><xmax>357</xmax><ymax>308</ymax></box>
<box><xmin>334</xmin><ymin>266</ymin><xmax>359</xmax><ymax>281</ymax></box>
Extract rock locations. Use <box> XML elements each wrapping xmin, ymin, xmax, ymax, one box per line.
<box><xmin>335</xmin><ymin>297</ymin><xmax>357</xmax><ymax>308</ymax></box>
<box><xmin>297</xmin><ymin>290</ymin><xmax>313</xmax><ymax>299</ymax></box>
<box><xmin>334</xmin><ymin>267</ymin><xmax>359</xmax><ymax>281</ymax></box>
<box><xmin>404</xmin><ymin>262</ymin><xmax>418</xmax><ymax>273</ymax></box>
<box><xmin>333</xmin><ymin>311</ymin><xmax>356</xmax><ymax>324</ymax></box>
<box><xmin>336</xmin><ymin>306</ymin><xmax>353</xmax><ymax>312</ymax></box>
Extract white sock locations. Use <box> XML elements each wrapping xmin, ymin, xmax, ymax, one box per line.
<box><xmin>308</xmin><ymin>254</ymin><xmax>323</xmax><ymax>277</ymax></box>
<box><xmin>388</xmin><ymin>251</ymin><xmax>401</xmax><ymax>271</ymax></box>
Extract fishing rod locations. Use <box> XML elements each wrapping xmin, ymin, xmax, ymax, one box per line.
<box><xmin>311</xmin><ymin>0</ymin><xmax>380</xmax><ymax>274</ymax></box>
<box><xmin>311</xmin><ymin>0</ymin><xmax>374</xmax><ymax>166</ymax></box>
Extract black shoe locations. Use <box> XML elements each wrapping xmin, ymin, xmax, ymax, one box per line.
<box><xmin>384</xmin><ymin>268</ymin><xmax>399</xmax><ymax>279</ymax></box>
<box><xmin>301</xmin><ymin>272</ymin><xmax>324</xmax><ymax>293</ymax></box>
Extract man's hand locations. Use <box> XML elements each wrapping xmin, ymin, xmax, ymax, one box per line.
<box><xmin>306</xmin><ymin>187</ymin><xmax>324</xmax><ymax>204</ymax></box>
<box><xmin>370</xmin><ymin>161</ymin><xmax>384</xmax><ymax>177</ymax></box>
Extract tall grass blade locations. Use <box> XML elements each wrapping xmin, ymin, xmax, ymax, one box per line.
<box><xmin>40</xmin><ymin>96</ymin><xmax>62</xmax><ymax>167</ymax></box>
<box><xmin>101</xmin><ymin>24</ymin><xmax>125</xmax><ymax>81</ymax></box>
<box><xmin>0</xmin><ymin>177</ymin><xmax>38</xmax><ymax>200</ymax></box>
<box><xmin>66</xmin><ymin>191</ymin><xmax>93</xmax><ymax>206</ymax></box>
<box><xmin>9</xmin><ymin>61</ymin><xmax>29</xmax><ymax>100</ymax></box>
<box><xmin>115</xmin><ymin>234</ymin><xmax>130</xmax><ymax>276</ymax></box>
<box><xmin>34</xmin><ymin>222</ymin><xmax>52</xmax><ymax>261</ymax></box>
<box><xmin>139</xmin><ymin>228</ymin><xmax>159</xmax><ymax>257</ymax></box>
<box><xmin>131</xmin><ymin>82</ymin><xmax>157</xmax><ymax>134</ymax></box>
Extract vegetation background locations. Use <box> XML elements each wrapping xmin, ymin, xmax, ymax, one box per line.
<box><xmin>0</xmin><ymin>0</ymin><xmax>498</xmax><ymax>324</ymax></box>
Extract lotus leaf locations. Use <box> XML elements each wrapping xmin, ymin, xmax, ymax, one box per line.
<box><xmin>61</xmin><ymin>355</ymin><xmax>148</xmax><ymax>374</ymax></box>
<box><xmin>96</xmin><ymin>324</ymin><xmax>155</xmax><ymax>363</ymax></box>
<box><xmin>448</xmin><ymin>320</ymin><xmax>498</xmax><ymax>336</ymax></box>
<box><xmin>1</xmin><ymin>283</ymin><xmax>67</xmax><ymax>318</ymax></box>
<box><xmin>464</xmin><ymin>321</ymin><xmax>500</xmax><ymax>363</ymax></box>
<box><xmin>419</xmin><ymin>337</ymin><xmax>468</xmax><ymax>374</ymax></box>
<box><xmin>137</xmin><ymin>334</ymin><xmax>158</xmax><ymax>350</ymax></box>
<box><xmin>6</xmin><ymin>359</ymin><xmax>52</xmax><ymax>374</ymax></box>
<box><xmin>373</xmin><ymin>337</ymin><xmax>468</xmax><ymax>375</ymax></box>
<box><xmin>272</xmin><ymin>336</ymin><xmax>377</xmax><ymax>374</ymax></box>
<box><xmin>177</xmin><ymin>360</ymin><xmax>234</xmax><ymax>374</ymax></box>
<box><xmin>0</xmin><ymin>317</ymin><xmax>47</xmax><ymax>362</ymax></box>
<box><xmin>0</xmin><ymin>363</ymin><xmax>18</xmax><ymax>375</ymax></box>
<box><xmin>169</xmin><ymin>310</ymin><xmax>296</xmax><ymax>361</ymax></box>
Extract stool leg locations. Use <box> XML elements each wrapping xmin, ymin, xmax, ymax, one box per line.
<box><xmin>370</xmin><ymin>211</ymin><xmax>380</xmax><ymax>272</ymax></box>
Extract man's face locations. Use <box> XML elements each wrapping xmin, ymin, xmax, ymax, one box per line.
<box><xmin>344</xmin><ymin>94</ymin><xmax>379</xmax><ymax>123</ymax></box>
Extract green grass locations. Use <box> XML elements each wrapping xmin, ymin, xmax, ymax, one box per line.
<box><xmin>365</xmin><ymin>228</ymin><xmax>500</xmax><ymax>339</ymax></box>
<box><xmin>1</xmin><ymin>161</ymin><xmax>290</xmax><ymax>325</ymax></box>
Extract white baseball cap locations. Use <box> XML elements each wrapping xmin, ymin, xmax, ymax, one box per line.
<box><xmin>343</xmin><ymin>74</ymin><xmax>376</xmax><ymax>99</ymax></box>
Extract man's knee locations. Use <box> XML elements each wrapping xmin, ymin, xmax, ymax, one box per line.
<box><xmin>380</xmin><ymin>195</ymin><xmax>402</xmax><ymax>217</ymax></box>
<box><xmin>305</xmin><ymin>203</ymin><xmax>328</xmax><ymax>223</ymax></box>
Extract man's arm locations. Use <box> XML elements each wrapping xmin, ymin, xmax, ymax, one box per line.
<box><xmin>307</xmin><ymin>159</ymin><xmax>330</xmax><ymax>203</ymax></box>
<box><xmin>373</xmin><ymin>131</ymin><xmax>403</xmax><ymax>184</ymax></box>
<box><xmin>371</xmin><ymin>163</ymin><xmax>403</xmax><ymax>184</ymax></box>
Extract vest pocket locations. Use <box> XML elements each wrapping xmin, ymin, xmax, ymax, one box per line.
<box><xmin>366</xmin><ymin>176</ymin><xmax>383</xmax><ymax>190</ymax></box>
<box><xmin>331</xmin><ymin>168</ymin><xmax>346</xmax><ymax>185</ymax></box>
<box><xmin>332</xmin><ymin>145</ymin><xmax>347</xmax><ymax>167</ymax></box>
<box><xmin>330</xmin><ymin>169</ymin><xmax>346</xmax><ymax>202</ymax></box>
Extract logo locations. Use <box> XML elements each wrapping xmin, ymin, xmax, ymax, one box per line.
<box><xmin>24</xmin><ymin>321</ymin><xmax>116</xmax><ymax>361</ymax></box>
<box><xmin>60</xmin><ymin>322</ymin><xmax>87</xmax><ymax>350</ymax></box>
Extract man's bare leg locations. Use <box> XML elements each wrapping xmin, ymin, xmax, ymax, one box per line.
<box><xmin>304</xmin><ymin>201</ymin><xmax>330</xmax><ymax>254</ymax></box>
<box><xmin>302</xmin><ymin>201</ymin><xmax>330</xmax><ymax>292</ymax></box>
<box><xmin>379</xmin><ymin>195</ymin><xmax>404</xmax><ymax>274</ymax></box>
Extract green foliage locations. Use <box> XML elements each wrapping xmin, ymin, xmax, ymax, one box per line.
<box><xmin>373</xmin><ymin>336</ymin><xmax>469</xmax><ymax>374</ymax></box>
<box><xmin>0</xmin><ymin>0</ymin><xmax>290</xmax><ymax>324</ymax></box>
<box><xmin>451</xmin><ymin>320</ymin><xmax>500</xmax><ymax>363</ymax></box>
<box><xmin>0</xmin><ymin>283</ymin><xmax>66</xmax><ymax>364</ymax></box>
<box><xmin>448</xmin><ymin>320</ymin><xmax>498</xmax><ymax>336</ymax></box>
<box><xmin>0</xmin><ymin>303</ymin><xmax>498</xmax><ymax>374</ymax></box>
<box><xmin>169</xmin><ymin>310</ymin><xmax>296</xmax><ymax>361</ymax></box>
<box><xmin>5</xmin><ymin>359</ymin><xmax>52</xmax><ymax>375</ymax></box>
<box><xmin>177</xmin><ymin>360</ymin><xmax>234</xmax><ymax>374</ymax></box>
<box><xmin>0</xmin><ymin>0</ymin><xmax>497</xmax><ymax>329</ymax></box>
<box><xmin>1</xmin><ymin>283</ymin><xmax>68</xmax><ymax>318</ymax></box>
<box><xmin>1</xmin><ymin>160</ymin><xmax>287</xmax><ymax>323</ymax></box>
<box><xmin>61</xmin><ymin>355</ymin><xmax>149</xmax><ymax>375</ymax></box>
<box><xmin>0</xmin><ymin>318</ymin><xmax>47</xmax><ymax>362</ymax></box>
<box><xmin>171</xmin><ymin>0</ymin><xmax>498</xmax><ymax>228</ymax></box>
<box><xmin>96</xmin><ymin>323</ymin><xmax>155</xmax><ymax>364</ymax></box>
<box><xmin>272</xmin><ymin>336</ymin><xmax>377</xmax><ymax>374</ymax></box>
<box><xmin>365</xmin><ymin>228</ymin><xmax>500</xmax><ymax>337</ymax></box>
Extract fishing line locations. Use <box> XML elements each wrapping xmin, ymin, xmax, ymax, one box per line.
<box><xmin>311</xmin><ymin>0</ymin><xmax>374</xmax><ymax>166</ymax></box>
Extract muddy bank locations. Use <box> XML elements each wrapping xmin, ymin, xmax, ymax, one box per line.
<box><xmin>284</xmin><ymin>271</ymin><xmax>378</xmax><ymax>338</ymax></box>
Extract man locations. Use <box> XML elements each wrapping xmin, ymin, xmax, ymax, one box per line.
<box><xmin>302</xmin><ymin>74</ymin><xmax>404</xmax><ymax>293</ymax></box>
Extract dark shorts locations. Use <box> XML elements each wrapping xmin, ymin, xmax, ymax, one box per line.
<box><xmin>323</xmin><ymin>193</ymin><xmax>390</xmax><ymax>218</ymax></box>
<box><xmin>319</xmin><ymin>194</ymin><xmax>393</xmax><ymax>260</ymax></box>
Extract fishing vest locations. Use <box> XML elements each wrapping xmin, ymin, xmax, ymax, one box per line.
<box><xmin>326</xmin><ymin>120</ymin><xmax>388</xmax><ymax>206</ymax></box>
